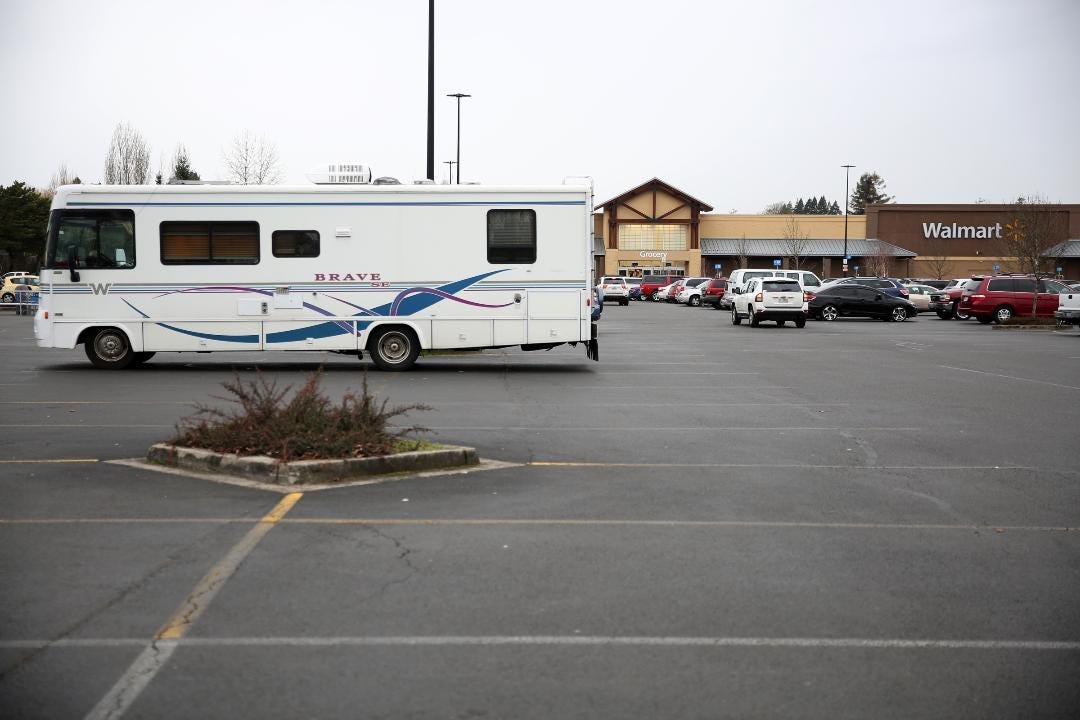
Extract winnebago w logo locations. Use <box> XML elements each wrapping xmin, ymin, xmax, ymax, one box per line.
<box><xmin>88</xmin><ymin>283</ymin><xmax>112</xmax><ymax>295</ymax></box>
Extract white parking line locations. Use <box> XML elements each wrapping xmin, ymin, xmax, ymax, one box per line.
<box><xmin>941</xmin><ymin>365</ymin><xmax>1080</xmax><ymax>391</ymax></box>
<box><xmin>6</xmin><ymin>636</ymin><xmax>1077</xmax><ymax>652</ymax></box>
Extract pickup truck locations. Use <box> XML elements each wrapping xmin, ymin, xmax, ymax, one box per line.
<box><xmin>928</xmin><ymin>278</ymin><xmax>975</xmax><ymax>320</ymax></box>
<box><xmin>1055</xmin><ymin>289</ymin><xmax>1080</xmax><ymax>329</ymax></box>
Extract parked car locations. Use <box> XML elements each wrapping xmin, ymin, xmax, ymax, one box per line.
<box><xmin>913</xmin><ymin>279</ymin><xmax>951</xmax><ymax>290</ymax></box>
<box><xmin>591</xmin><ymin>288</ymin><xmax>603</xmax><ymax>321</ymax></box>
<box><xmin>596</xmin><ymin>276</ymin><xmax>631</xmax><ymax>306</ymax></box>
<box><xmin>1</xmin><ymin>275</ymin><xmax>38</xmax><ymax>303</ymax></box>
<box><xmin>927</xmin><ymin>277</ymin><xmax>976</xmax><ymax>320</ymax></box>
<box><xmin>627</xmin><ymin>279</ymin><xmax>643</xmax><ymax>301</ymax></box>
<box><xmin>674</xmin><ymin>277</ymin><xmax>711</xmax><ymax>305</ymax></box>
<box><xmin>2</xmin><ymin>271</ymin><xmax>33</xmax><ymax>282</ymax></box>
<box><xmin>1055</xmin><ymin>287</ymin><xmax>1080</xmax><ymax>329</ymax></box>
<box><xmin>701</xmin><ymin>278</ymin><xmax>728</xmax><ymax>309</ymax></box>
<box><xmin>655</xmin><ymin>282</ymin><xmax>679</xmax><ymax>302</ymax></box>
<box><xmin>808</xmin><ymin>283</ymin><xmax>916</xmax><ymax>322</ymax></box>
<box><xmin>959</xmin><ymin>274</ymin><xmax>1070</xmax><ymax>323</ymax></box>
<box><xmin>902</xmin><ymin>283</ymin><xmax>939</xmax><ymax>313</ymax></box>
<box><xmin>819</xmin><ymin>276</ymin><xmax>910</xmax><ymax>299</ymax></box>
<box><xmin>731</xmin><ymin>277</ymin><xmax>808</xmax><ymax>327</ymax></box>
<box><xmin>721</xmin><ymin>266</ymin><xmax>820</xmax><ymax>308</ymax></box>
<box><xmin>639</xmin><ymin>274</ymin><xmax>683</xmax><ymax>301</ymax></box>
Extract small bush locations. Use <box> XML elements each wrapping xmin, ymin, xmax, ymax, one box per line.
<box><xmin>172</xmin><ymin>369</ymin><xmax>430</xmax><ymax>462</ymax></box>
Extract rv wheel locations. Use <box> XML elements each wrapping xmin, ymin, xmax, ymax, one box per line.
<box><xmin>85</xmin><ymin>328</ymin><xmax>134</xmax><ymax>369</ymax></box>
<box><xmin>369</xmin><ymin>327</ymin><xmax>420</xmax><ymax>371</ymax></box>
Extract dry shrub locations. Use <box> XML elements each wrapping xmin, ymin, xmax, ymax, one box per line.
<box><xmin>172</xmin><ymin>369</ymin><xmax>429</xmax><ymax>462</ymax></box>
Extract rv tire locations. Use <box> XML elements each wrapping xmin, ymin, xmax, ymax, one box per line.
<box><xmin>85</xmin><ymin>328</ymin><xmax>134</xmax><ymax>369</ymax></box>
<box><xmin>368</xmin><ymin>327</ymin><xmax>420</xmax><ymax>371</ymax></box>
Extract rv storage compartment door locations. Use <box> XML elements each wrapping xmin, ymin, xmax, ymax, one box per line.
<box><xmin>527</xmin><ymin>291</ymin><xmax>582</xmax><ymax>344</ymax></box>
<box><xmin>264</xmin><ymin>321</ymin><xmax>359</xmax><ymax>351</ymax></box>
<box><xmin>433</xmin><ymin>320</ymin><xmax>494</xmax><ymax>349</ymax></box>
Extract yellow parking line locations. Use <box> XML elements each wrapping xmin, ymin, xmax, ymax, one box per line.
<box><xmin>0</xmin><ymin>458</ymin><xmax>99</xmax><ymax>464</ymax></box>
<box><xmin>155</xmin><ymin>492</ymin><xmax>302</xmax><ymax>641</ymax></box>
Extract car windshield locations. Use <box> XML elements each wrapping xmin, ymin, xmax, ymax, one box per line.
<box><xmin>685</xmin><ymin>278</ymin><xmax>707</xmax><ymax>288</ymax></box>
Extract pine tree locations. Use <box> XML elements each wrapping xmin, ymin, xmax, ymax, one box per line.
<box><xmin>850</xmin><ymin>172</ymin><xmax>894</xmax><ymax>215</ymax></box>
<box><xmin>805</xmin><ymin>197</ymin><xmax>818</xmax><ymax>214</ymax></box>
<box><xmin>169</xmin><ymin>144</ymin><xmax>201</xmax><ymax>183</ymax></box>
<box><xmin>794</xmin><ymin>198</ymin><xmax>805</xmax><ymax>213</ymax></box>
<box><xmin>817</xmin><ymin>196</ymin><xmax>828</xmax><ymax>215</ymax></box>
<box><xmin>829</xmin><ymin>200</ymin><xmax>840</xmax><ymax>214</ymax></box>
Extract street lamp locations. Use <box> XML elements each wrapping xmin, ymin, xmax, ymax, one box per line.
<box><xmin>447</xmin><ymin>92</ymin><xmax>471</xmax><ymax>183</ymax></box>
<box><xmin>426</xmin><ymin>0</ymin><xmax>435</xmax><ymax>181</ymax></box>
<box><xmin>443</xmin><ymin>160</ymin><xmax>456</xmax><ymax>184</ymax></box>
<box><xmin>842</xmin><ymin>164</ymin><xmax>855</xmax><ymax>276</ymax></box>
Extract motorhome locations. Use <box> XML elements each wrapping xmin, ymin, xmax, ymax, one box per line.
<box><xmin>34</xmin><ymin>181</ymin><xmax>598</xmax><ymax>370</ymax></box>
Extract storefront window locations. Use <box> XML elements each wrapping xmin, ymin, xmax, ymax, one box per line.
<box><xmin>618</xmin><ymin>224</ymin><xmax>688</xmax><ymax>251</ymax></box>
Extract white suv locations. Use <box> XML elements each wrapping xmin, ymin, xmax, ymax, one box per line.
<box><xmin>597</xmin><ymin>276</ymin><xmax>631</xmax><ymax>306</ymax></box>
<box><xmin>731</xmin><ymin>277</ymin><xmax>807</xmax><ymax>327</ymax></box>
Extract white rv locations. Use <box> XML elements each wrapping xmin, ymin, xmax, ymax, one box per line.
<box><xmin>34</xmin><ymin>182</ymin><xmax>598</xmax><ymax>370</ymax></box>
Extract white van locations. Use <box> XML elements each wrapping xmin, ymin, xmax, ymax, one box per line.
<box><xmin>720</xmin><ymin>269</ymin><xmax>821</xmax><ymax>310</ymax></box>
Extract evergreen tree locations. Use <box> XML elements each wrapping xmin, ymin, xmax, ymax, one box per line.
<box><xmin>794</xmin><ymin>198</ymin><xmax>805</xmax><ymax>213</ymax></box>
<box><xmin>805</xmin><ymin>197</ymin><xmax>818</xmax><ymax>214</ymax></box>
<box><xmin>763</xmin><ymin>201</ymin><xmax>794</xmax><ymax>214</ymax></box>
<box><xmin>850</xmin><ymin>172</ymin><xmax>894</xmax><ymax>215</ymax></box>
<box><xmin>829</xmin><ymin>200</ymin><xmax>840</xmax><ymax>214</ymax></box>
<box><xmin>0</xmin><ymin>181</ymin><xmax>51</xmax><ymax>271</ymax></box>
<box><xmin>817</xmin><ymin>196</ymin><xmax>828</xmax><ymax>215</ymax></box>
<box><xmin>169</xmin><ymin>143</ymin><xmax>201</xmax><ymax>183</ymax></box>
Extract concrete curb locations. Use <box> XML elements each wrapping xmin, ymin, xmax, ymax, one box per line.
<box><xmin>991</xmin><ymin>324</ymin><xmax>1070</xmax><ymax>331</ymax></box>
<box><xmin>147</xmin><ymin>443</ymin><xmax>479</xmax><ymax>486</ymax></box>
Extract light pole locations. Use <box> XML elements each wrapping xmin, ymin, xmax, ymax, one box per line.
<box><xmin>443</xmin><ymin>160</ymin><xmax>456</xmax><ymax>184</ymax></box>
<box><xmin>842</xmin><ymin>164</ymin><xmax>855</xmax><ymax>276</ymax></box>
<box><xmin>447</xmin><ymin>92</ymin><xmax>471</xmax><ymax>183</ymax></box>
<box><xmin>426</xmin><ymin>0</ymin><xmax>435</xmax><ymax>181</ymax></box>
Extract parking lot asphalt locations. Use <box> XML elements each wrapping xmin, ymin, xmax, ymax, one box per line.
<box><xmin>2</xmin><ymin>306</ymin><xmax>1079</xmax><ymax>719</ymax></box>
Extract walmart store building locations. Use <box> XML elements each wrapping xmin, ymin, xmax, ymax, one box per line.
<box><xmin>593</xmin><ymin>178</ymin><xmax>1080</xmax><ymax>280</ymax></box>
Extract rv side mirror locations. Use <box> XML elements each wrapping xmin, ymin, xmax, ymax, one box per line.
<box><xmin>67</xmin><ymin>246</ymin><xmax>81</xmax><ymax>282</ymax></box>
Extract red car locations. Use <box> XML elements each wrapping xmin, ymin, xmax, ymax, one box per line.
<box><xmin>701</xmin><ymin>278</ymin><xmax>728</xmax><ymax>309</ymax></box>
<box><xmin>959</xmin><ymin>274</ymin><xmax>1071</xmax><ymax>324</ymax></box>
<box><xmin>639</xmin><ymin>274</ymin><xmax>683</xmax><ymax>301</ymax></box>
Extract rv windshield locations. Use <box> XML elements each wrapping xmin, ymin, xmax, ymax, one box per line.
<box><xmin>46</xmin><ymin>209</ymin><xmax>136</xmax><ymax>269</ymax></box>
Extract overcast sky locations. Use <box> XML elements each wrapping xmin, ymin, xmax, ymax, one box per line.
<box><xmin>2</xmin><ymin>0</ymin><xmax>1078</xmax><ymax>211</ymax></box>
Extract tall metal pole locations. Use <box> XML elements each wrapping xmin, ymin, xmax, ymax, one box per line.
<box><xmin>447</xmin><ymin>93</ymin><xmax>470</xmax><ymax>183</ymax></box>
<box><xmin>842</xmin><ymin>164</ymin><xmax>854</xmax><ymax>276</ymax></box>
<box><xmin>426</xmin><ymin>0</ymin><xmax>435</xmax><ymax>181</ymax></box>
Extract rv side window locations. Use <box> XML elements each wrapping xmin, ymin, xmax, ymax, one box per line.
<box><xmin>272</xmin><ymin>230</ymin><xmax>320</xmax><ymax>258</ymax></box>
<box><xmin>45</xmin><ymin>209</ymin><xmax>136</xmax><ymax>269</ymax></box>
<box><xmin>487</xmin><ymin>209</ymin><xmax>536</xmax><ymax>264</ymax></box>
<box><xmin>161</xmin><ymin>222</ymin><xmax>260</xmax><ymax>264</ymax></box>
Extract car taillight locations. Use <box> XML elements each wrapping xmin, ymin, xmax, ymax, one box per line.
<box><xmin>899</xmin><ymin>288</ymin><xmax>909</xmax><ymax>296</ymax></box>
<box><xmin>804</xmin><ymin>291</ymin><xmax>814</xmax><ymax>302</ymax></box>
<box><xmin>971</xmin><ymin>294</ymin><xmax>985</xmax><ymax>299</ymax></box>
<box><xmin>755</xmin><ymin>292</ymin><xmax>763</xmax><ymax>302</ymax></box>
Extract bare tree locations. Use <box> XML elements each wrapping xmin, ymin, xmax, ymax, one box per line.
<box><xmin>781</xmin><ymin>216</ymin><xmax>810</xmax><ymax>270</ymax></box>
<box><xmin>922</xmin><ymin>233</ymin><xmax>952</xmax><ymax>279</ymax></box>
<box><xmin>998</xmin><ymin>194</ymin><xmax>1067</xmax><ymax>316</ymax></box>
<box><xmin>43</xmin><ymin>163</ymin><xmax>80</xmax><ymax>199</ymax></box>
<box><xmin>868</xmin><ymin>241</ymin><xmax>893</xmax><ymax>278</ymax></box>
<box><xmin>734</xmin><ymin>234</ymin><xmax>749</xmax><ymax>270</ymax></box>
<box><xmin>222</xmin><ymin>130</ymin><xmax>283</xmax><ymax>184</ymax></box>
<box><xmin>104</xmin><ymin>122</ymin><xmax>152</xmax><ymax>184</ymax></box>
